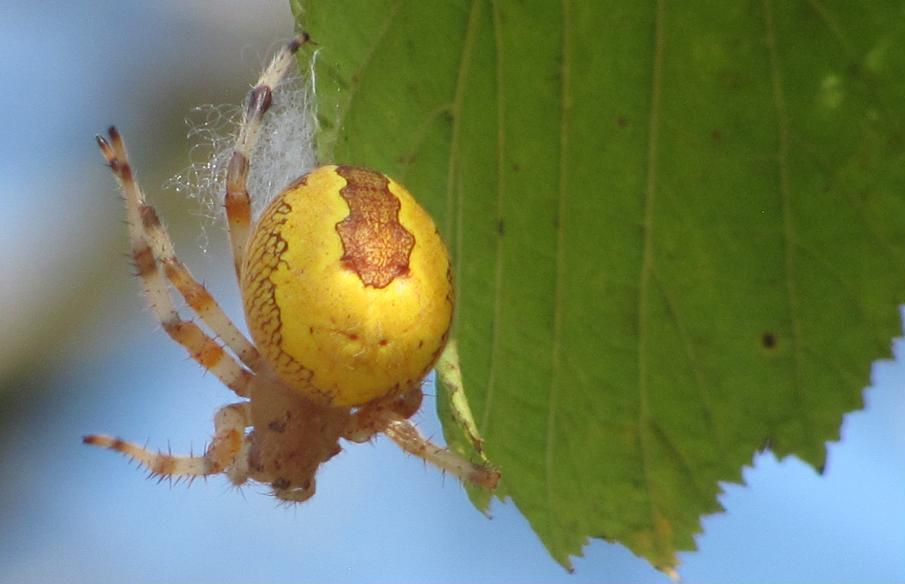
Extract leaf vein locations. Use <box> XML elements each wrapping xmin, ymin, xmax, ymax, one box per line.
<box><xmin>638</xmin><ymin>0</ymin><xmax>667</xmax><ymax>556</ymax></box>
<box><xmin>447</xmin><ymin>0</ymin><xmax>483</xmax><ymax>309</ymax></box>
<box><xmin>480</xmin><ymin>0</ymin><xmax>507</xmax><ymax>436</ymax></box>
<box><xmin>331</xmin><ymin>0</ymin><xmax>405</xmax><ymax>156</ymax></box>
<box><xmin>652</xmin><ymin>274</ymin><xmax>721</xmax><ymax>454</ymax></box>
<box><xmin>397</xmin><ymin>104</ymin><xmax>455</xmax><ymax>184</ymax></box>
<box><xmin>762</xmin><ymin>0</ymin><xmax>814</xmax><ymax>448</ymax></box>
<box><xmin>545</xmin><ymin>0</ymin><xmax>573</xmax><ymax>556</ymax></box>
<box><xmin>804</xmin><ymin>0</ymin><xmax>854</xmax><ymax>54</ymax></box>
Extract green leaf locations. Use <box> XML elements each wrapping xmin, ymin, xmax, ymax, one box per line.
<box><xmin>292</xmin><ymin>0</ymin><xmax>905</xmax><ymax>572</ymax></box>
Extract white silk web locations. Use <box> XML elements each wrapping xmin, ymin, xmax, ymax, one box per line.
<box><xmin>167</xmin><ymin>53</ymin><xmax>319</xmax><ymax>252</ymax></box>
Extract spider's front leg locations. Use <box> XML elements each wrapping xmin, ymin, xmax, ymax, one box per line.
<box><xmin>96</xmin><ymin>127</ymin><xmax>259</xmax><ymax>389</ymax></box>
<box><xmin>343</xmin><ymin>390</ymin><xmax>500</xmax><ymax>490</ymax></box>
<box><xmin>225</xmin><ymin>33</ymin><xmax>309</xmax><ymax>278</ymax></box>
<box><xmin>83</xmin><ymin>403</ymin><xmax>252</xmax><ymax>484</ymax></box>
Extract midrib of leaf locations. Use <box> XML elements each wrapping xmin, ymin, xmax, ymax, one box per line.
<box><xmin>638</xmin><ymin>0</ymin><xmax>668</xmax><ymax>560</ymax></box>
<box><xmin>479</xmin><ymin>0</ymin><xmax>507</xmax><ymax>436</ymax></box>
<box><xmin>545</xmin><ymin>0</ymin><xmax>573</xmax><ymax>561</ymax></box>
<box><xmin>762</xmin><ymin>0</ymin><xmax>814</xmax><ymax>450</ymax></box>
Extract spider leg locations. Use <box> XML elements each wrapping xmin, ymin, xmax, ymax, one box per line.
<box><xmin>225</xmin><ymin>33</ymin><xmax>310</xmax><ymax>279</ymax></box>
<box><xmin>381</xmin><ymin>413</ymin><xmax>500</xmax><ymax>490</ymax></box>
<box><xmin>97</xmin><ymin>128</ymin><xmax>255</xmax><ymax>396</ymax></box>
<box><xmin>343</xmin><ymin>394</ymin><xmax>500</xmax><ymax>490</ymax></box>
<box><xmin>83</xmin><ymin>402</ymin><xmax>252</xmax><ymax>482</ymax></box>
<box><xmin>341</xmin><ymin>387</ymin><xmax>423</xmax><ymax>444</ymax></box>
<box><xmin>99</xmin><ymin>126</ymin><xmax>259</xmax><ymax>368</ymax></box>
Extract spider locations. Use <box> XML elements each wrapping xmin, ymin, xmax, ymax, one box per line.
<box><xmin>84</xmin><ymin>34</ymin><xmax>500</xmax><ymax>503</ymax></box>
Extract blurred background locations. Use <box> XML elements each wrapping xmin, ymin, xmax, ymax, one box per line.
<box><xmin>1</xmin><ymin>2</ymin><xmax>903</xmax><ymax>582</ymax></box>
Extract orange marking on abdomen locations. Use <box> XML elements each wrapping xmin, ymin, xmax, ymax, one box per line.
<box><xmin>334</xmin><ymin>166</ymin><xmax>415</xmax><ymax>288</ymax></box>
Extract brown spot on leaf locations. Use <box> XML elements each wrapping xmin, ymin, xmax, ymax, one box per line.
<box><xmin>761</xmin><ymin>332</ymin><xmax>777</xmax><ymax>349</ymax></box>
<box><xmin>335</xmin><ymin>166</ymin><xmax>415</xmax><ymax>288</ymax></box>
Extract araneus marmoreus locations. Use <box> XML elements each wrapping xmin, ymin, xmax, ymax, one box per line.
<box><xmin>84</xmin><ymin>33</ymin><xmax>500</xmax><ymax>503</ymax></box>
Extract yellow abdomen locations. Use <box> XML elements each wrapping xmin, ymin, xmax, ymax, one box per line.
<box><xmin>241</xmin><ymin>165</ymin><xmax>453</xmax><ymax>407</ymax></box>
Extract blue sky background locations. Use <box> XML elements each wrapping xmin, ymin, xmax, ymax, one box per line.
<box><xmin>0</xmin><ymin>2</ymin><xmax>903</xmax><ymax>582</ymax></box>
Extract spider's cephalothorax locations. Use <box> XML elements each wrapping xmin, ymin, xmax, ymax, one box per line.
<box><xmin>84</xmin><ymin>34</ymin><xmax>499</xmax><ymax>502</ymax></box>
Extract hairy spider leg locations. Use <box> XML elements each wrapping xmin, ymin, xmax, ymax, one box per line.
<box><xmin>225</xmin><ymin>33</ymin><xmax>310</xmax><ymax>279</ymax></box>
<box><xmin>342</xmin><ymin>388</ymin><xmax>500</xmax><ymax>490</ymax></box>
<box><xmin>97</xmin><ymin>128</ymin><xmax>253</xmax><ymax>396</ymax></box>
<box><xmin>98</xmin><ymin>128</ymin><xmax>260</xmax><ymax>370</ymax></box>
<box><xmin>341</xmin><ymin>387</ymin><xmax>424</xmax><ymax>443</ymax></box>
<box><xmin>381</xmin><ymin>414</ymin><xmax>500</xmax><ymax>490</ymax></box>
<box><xmin>84</xmin><ymin>403</ymin><xmax>252</xmax><ymax>482</ymax></box>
